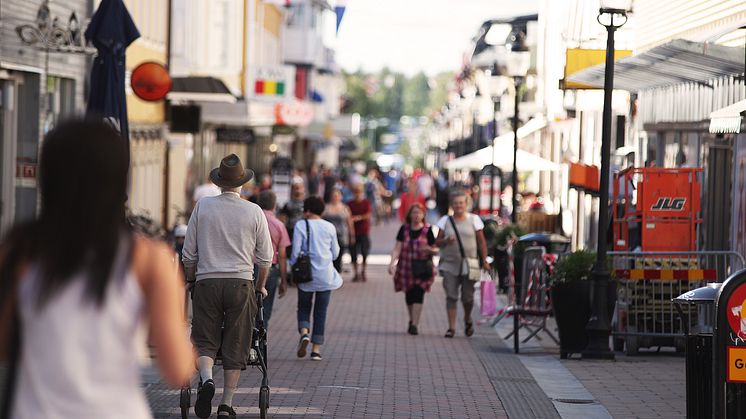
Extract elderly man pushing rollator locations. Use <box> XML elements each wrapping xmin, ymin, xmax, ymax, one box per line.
<box><xmin>182</xmin><ymin>154</ymin><xmax>273</xmax><ymax>419</ymax></box>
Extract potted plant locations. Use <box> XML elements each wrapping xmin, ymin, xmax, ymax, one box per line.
<box><xmin>550</xmin><ymin>250</ymin><xmax>595</xmax><ymax>359</ymax></box>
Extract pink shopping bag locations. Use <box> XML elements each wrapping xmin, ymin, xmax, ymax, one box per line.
<box><xmin>480</xmin><ymin>271</ymin><xmax>497</xmax><ymax>317</ymax></box>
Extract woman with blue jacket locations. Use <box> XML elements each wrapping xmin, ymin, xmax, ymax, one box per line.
<box><xmin>289</xmin><ymin>196</ymin><xmax>343</xmax><ymax>361</ymax></box>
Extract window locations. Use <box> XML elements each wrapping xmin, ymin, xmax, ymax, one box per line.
<box><xmin>286</xmin><ymin>4</ymin><xmax>306</xmax><ymax>27</ymax></box>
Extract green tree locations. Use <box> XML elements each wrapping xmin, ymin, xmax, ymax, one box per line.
<box><xmin>426</xmin><ymin>72</ymin><xmax>453</xmax><ymax>115</ymax></box>
<box><xmin>402</xmin><ymin>72</ymin><xmax>430</xmax><ymax>116</ymax></box>
<box><xmin>342</xmin><ymin>70</ymin><xmax>373</xmax><ymax>116</ymax></box>
<box><xmin>343</xmin><ymin>69</ymin><xmax>453</xmax><ymax>120</ymax></box>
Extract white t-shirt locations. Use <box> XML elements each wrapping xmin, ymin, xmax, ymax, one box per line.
<box><xmin>436</xmin><ymin>214</ymin><xmax>484</xmax><ymax>232</ymax></box>
<box><xmin>417</xmin><ymin>175</ymin><xmax>434</xmax><ymax>198</ymax></box>
<box><xmin>193</xmin><ymin>183</ymin><xmax>221</xmax><ymax>202</ymax></box>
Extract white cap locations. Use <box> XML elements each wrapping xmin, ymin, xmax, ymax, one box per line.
<box><xmin>174</xmin><ymin>224</ymin><xmax>188</xmax><ymax>237</ymax></box>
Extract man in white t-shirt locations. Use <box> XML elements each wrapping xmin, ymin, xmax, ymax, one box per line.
<box><xmin>417</xmin><ymin>172</ymin><xmax>435</xmax><ymax>200</ymax></box>
<box><xmin>193</xmin><ymin>176</ymin><xmax>221</xmax><ymax>206</ymax></box>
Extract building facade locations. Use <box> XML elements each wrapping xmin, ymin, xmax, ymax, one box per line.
<box><xmin>0</xmin><ymin>0</ymin><xmax>92</xmax><ymax>236</ymax></box>
<box><xmin>123</xmin><ymin>0</ymin><xmax>171</xmax><ymax>227</ymax></box>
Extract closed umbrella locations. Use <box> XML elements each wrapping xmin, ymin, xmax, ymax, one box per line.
<box><xmin>85</xmin><ymin>0</ymin><xmax>139</xmax><ymax>150</ymax></box>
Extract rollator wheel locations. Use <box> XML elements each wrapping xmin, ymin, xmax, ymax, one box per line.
<box><xmin>259</xmin><ymin>385</ymin><xmax>270</xmax><ymax>419</ymax></box>
<box><xmin>180</xmin><ymin>386</ymin><xmax>191</xmax><ymax>419</ymax></box>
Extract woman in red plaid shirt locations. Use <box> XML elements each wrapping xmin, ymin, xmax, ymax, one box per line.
<box><xmin>388</xmin><ymin>203</ymin><xmax>437</xmax><ymax>335</ymax></box>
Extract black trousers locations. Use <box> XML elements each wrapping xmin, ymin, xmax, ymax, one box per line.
<box><xmin>405</xmin><ymin>285</ymin><xmax>425</xmax><ymax>305</ymax></box>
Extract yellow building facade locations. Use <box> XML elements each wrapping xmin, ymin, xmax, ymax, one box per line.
<box><xmin>124</xmin><ymin>0</ymin><xmax>171</xmax><ymax>227</ymax></box>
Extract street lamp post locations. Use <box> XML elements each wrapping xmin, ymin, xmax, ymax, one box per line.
<box><xmin>582</xmin><ymin>1</ymin><xmax>629</xmax><ymax>360</ymax></box>
<box><xmin>505</xmin><ymin>34</ymin><xmax>530</xmax><ymax>224</ymax></box>
<box><xmin>490</xmin><ymin>93</ymin><xmax>500</xmax><ymax>214</ymax></box>
<box><xmin>511</xmin><ymin>79</ymin><xmax>521</xmax><ymax>223</ymax></box>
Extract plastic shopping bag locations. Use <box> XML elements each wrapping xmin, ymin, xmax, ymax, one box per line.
<box><xmin>480</xmin><ymin>270</ymin><xmax>497</xmax><ymax>317</ymax></box>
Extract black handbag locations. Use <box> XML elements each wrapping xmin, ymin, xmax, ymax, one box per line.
<box><xmin>409</xmin><ymin>226</ymin><xmax>433</xmax><ymax>279</ymax></box>
<box><xmin>291</xmin><ymin>219</ymin><xmax>313</xmax><ymax>284</ymax></box>
<box><xmin>412</xmin><ymin>259</ymin><xmax>433</xmax><ymax>279</ymax></box>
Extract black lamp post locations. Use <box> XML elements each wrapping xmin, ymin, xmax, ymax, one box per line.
<box><xmin>505</xmin><ymin>32</ymin><xmax>530</xmax><ymax>224</ymax></box>
<box><xmin>582</xmin><ymin>2</ymin><xmax>629</xmax><ymax>360</ymax></box>
<box><xmin>489</xmin><ymin>90</ymin><xmax>501</xmax><ymax>215</ymax></box>
<box><xmin>484</xmin><ymin>61</ymin><xmax>508</xmax><ymax>216</ymax></box>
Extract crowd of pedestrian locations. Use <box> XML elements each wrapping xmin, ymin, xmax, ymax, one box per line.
<box><xmin>0</xmin><ymin>118</ymin><xmax>495</xmax><ymax>419</ymax></box>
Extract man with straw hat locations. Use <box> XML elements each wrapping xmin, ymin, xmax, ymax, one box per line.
<box><xmin>182</xmin><ymin>154</ymin><xmax>273</xmax><ymax>419</ymax></box>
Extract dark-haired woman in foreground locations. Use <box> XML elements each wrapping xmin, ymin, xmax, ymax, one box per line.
<box><xmin>289</xmin><ymin>196</ymin><xmax>342</xmax><ymax>361</ymax></box>
<box><xmin>0</xmin><ymin>119</ymin><xmax>194</xmax><ymax>419</ymax></box>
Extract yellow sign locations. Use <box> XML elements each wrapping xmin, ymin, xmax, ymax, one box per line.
<box><xmin>727</xmin><ymin>347</ymin><xmax>746</xmax><ymax>383</ymax></box>
<box><xmin>563</xmin><ymin>48</ymin><xmax>633</xmax><ymax>89</ymax></box>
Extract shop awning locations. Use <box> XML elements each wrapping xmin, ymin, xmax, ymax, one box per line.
<box><xmin>567</xmin><ymin>39</ymin><xmax>745</xmax><ymax>91</ymax></box>
<box><xmin>200</xmin><ymin>100</ymin><xmax>250</xmax><ymax>126</ymax></box>
<box><xmin>168</xmin><ymin>76</ymin><xmax>237</xmax><ymax>103</ymax></box>
<box><xmin>710</xmin><ymin>99</ymin><xmax>746</xmax><ymax>134</ymax></box>
<box><xmin>446</xmin><ymin>118</ymin><xmax>560</xmax><ymax>172</ymax></box>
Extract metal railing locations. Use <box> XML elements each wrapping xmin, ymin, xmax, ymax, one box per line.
<box><xmin>609</xmin><ymin>250</ymin><xmax>745</xmax><ymax>353</ymax></box>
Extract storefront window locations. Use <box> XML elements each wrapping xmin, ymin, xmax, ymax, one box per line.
<box><xmin>15</xmin><ymin>73</ymin><xmax>41</xmax><ymax>223</ymax></box>
<box><xmin>286</xmin><ymin>4</ymin><xmax>307</xmax><ymax>27</ymax></box>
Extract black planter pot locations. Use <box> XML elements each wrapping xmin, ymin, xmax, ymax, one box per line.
<box><xmin>551</xmin><ymin>281</ymin><xmax>591</xmax><ymax>359</ymax></box>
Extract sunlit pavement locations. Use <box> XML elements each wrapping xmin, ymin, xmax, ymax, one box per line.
<box><xmin>144</xmin><ymin>220</ymin><xmax>686</xmax><ymax>418</ymax></box>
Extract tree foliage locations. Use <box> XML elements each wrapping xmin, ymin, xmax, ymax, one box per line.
<box><xmin>343</xmin><ymin>69</ymin><xmax>453</xmax><ymax>119</ymax></box>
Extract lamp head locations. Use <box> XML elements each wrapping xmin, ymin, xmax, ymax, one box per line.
<box><xmin>598</xmin><ymin>0</ymin><xmax>631</xmax><ymax>27</ymax></box>
<box><xmin>599</xmin><ymin>0</ymin><xmax>632</xmax><ymax>12</ymax></box>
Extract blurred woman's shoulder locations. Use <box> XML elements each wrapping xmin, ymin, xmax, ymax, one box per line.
<box><xmin>132</xmin><ymin>235</ymin><xmax>177</xmax><ymax>287</ymax></box>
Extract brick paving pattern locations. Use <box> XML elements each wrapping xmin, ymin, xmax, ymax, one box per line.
<box><xmin>561</xmin><ymin>352</ymin><xmax>685</xmax><ymax>419</ymax></box>
<box><xmin>469</xmin><ymin>335</ymin><xmax>561</xmax><ymax>419</ymax></box>
<box><xmin>145</xmin><ymin>221</ymin><xmax>690</xmax><ymax>419</ymax></box>
<box><xmin>147</xmin><ymin>221</ymin><xmax>510</xmax><ymax>418</ymax></box>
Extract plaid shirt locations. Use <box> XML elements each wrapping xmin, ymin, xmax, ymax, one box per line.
<box><xmin>394</xmin><ymin>224</ymin><xmax>436</xmax><ymax>292</ymax></box>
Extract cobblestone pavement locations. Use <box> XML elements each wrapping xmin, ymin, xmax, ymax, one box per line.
<box><xmin>492</xmin><ymin>293</ymin><xmax>687</xmax><ymax>419</ymax></box>
<box><xmin>561</xmin><ymin>351</ymin><xmax>685</xmax><ymax>419</ymax></box>
<box><xmin>144</xmin><ymin>220</ymin><xmax>689</xmax><ymax>419</ymax></box>
<box><xmin>146</xmin><ymin>221</ymin><xmax>510</xmax><ymax>418</ymax></box>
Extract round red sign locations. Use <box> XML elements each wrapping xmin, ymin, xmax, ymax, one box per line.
<box><xmin>131</xmin><ymin>62</ymin><xmax>171</xmax><ymax>102</ymax></box>
<box><xmin>727</xmin><ymin>283</ymin><xmax>746</xmax><ymax>340</ymax></box>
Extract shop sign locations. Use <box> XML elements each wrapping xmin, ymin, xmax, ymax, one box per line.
<box><xmin>247</xmin><ymin>66</ymin><xmax>296</xmax><ymax>100</ymax></box>
<box><xmin>216</xmin><ymin>128</ymin><xmax>255</xmax><ymax>144</ymax></box>
<box><xmin>715</xmin><ymin>271</ymin><xmax>746</xmax><ymax>419</ymax></box>
<box><xmin>275</xmin><ymin>101</ymin><xmax>314</xmax><ymax>127</ymax></box>
<box><xmin>15</xmin><ymin>1</ymin><xmax>96</xmax><ymax>55</ymax></box>
<box><xmin>16</xmin><ymin>162</ymin><xmax>37</xmax><ymax>179</ymax></box>
<box><xmin>726</xmin><ymin>281</ymin><xmax>746</xmax><ymax>383</ymax></box>
<box><xmin>131</xmin><ymin>62</ymin><xmax>171</xmax><ymax>102</ymax></box>
<box><xmin>728</xmin><ymin>347</ymin><xmax>746</xmax><ymax>383</ymax></box>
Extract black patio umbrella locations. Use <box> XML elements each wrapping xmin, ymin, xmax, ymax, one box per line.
<box><xmin>85</xmin><ymin>0</ymin><xmax>139</xmax><ymax>150</ymax></box>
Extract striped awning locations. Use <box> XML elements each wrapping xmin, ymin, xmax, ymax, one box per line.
<box><xmin>567</xmin><ymin>39</ymin><xmax>745</xmax><ymax>92</ymax></box>
<box><xmin>709</xmin><ymin>99</ymin><xmax>746</xmax><ymax>134</ymax></box>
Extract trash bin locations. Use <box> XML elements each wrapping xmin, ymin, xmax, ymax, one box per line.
<box><xmin>518</xmin><ymin>232</ymin><xmax>571</xmax><ymax>254</ymax></box>
<box><xmin>673</xmin><ymin>282</ymin><xmax>720</xmax><ymax>419</ymax></box>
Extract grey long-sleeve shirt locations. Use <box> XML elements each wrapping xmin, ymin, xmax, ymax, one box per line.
<box><xmin>182</xmin><ymin>192</ymin><xmax>273</xmax><ymax>281</ymax></box>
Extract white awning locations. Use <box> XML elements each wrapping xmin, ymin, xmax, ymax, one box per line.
<box><xmin>446</xmin><ymin>118</ymin><xmax>560</xmax><ymax>172</ymax></box>
<box><xmin>567</xmin><ymin>39</ymin><xmax>745</xmax><ymax>92</ymax></box>
<box><xmin>710</xmin><ymin>99</ymin><xmax>746</xmax><ymax>134</ymax></box>
<box><xmin>168</xmin><ymin>77</ymin><xmax>237</xmax><ymax>103</ymax></box>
